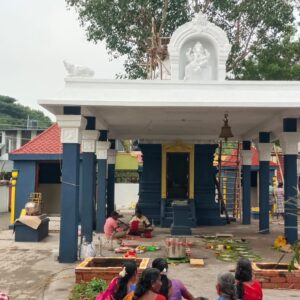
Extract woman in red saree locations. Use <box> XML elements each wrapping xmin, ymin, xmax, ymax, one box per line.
<box><xmin>235</xmin><ymin>258</ymin><xmax>262</xmax><ymax>300</ymax></box>
<box><xmin>125</xmin><ymin>268</ymin><xmax>166</xmax><ymax>300</ymax></box>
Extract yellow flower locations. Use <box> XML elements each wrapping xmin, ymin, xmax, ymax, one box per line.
<box><xmin>274</xmin><ymin>235</ymin><xmax>287</xmax><ymax>249</ymax></box>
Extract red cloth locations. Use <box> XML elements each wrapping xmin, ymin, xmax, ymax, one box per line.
<box><xmin>130</xmin><ymin>220</ymin><xmax>140</xmax><ymax>233</ymax></box>
<box><xmin>243</xmin><ymin>281</ymin><xmax>263</xmax><ymax>300</ymax></box>
<box><xmin>143</xmin><ymin>231</ymin><xmax>152</xmax><ymax>238</ymax></box>
<box><xmin>0</xmin><ymin>293</ymin><xmax>9</xmax><ymax>300</ymax></box>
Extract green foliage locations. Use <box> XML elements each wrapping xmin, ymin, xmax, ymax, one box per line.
<box><xmin>66</xmin><ymin>0</ymin><xmax>300</xmax><ymax>80</ymax></box>
<box><xmin>288</xmin><ymin>241</ymin><xmax>300</xmax><ymax>271</ymax></box>
<box><xmin>66</xmin><ymin>0</ymin><xmax>191</xmax><ymax>79</ymax></box>
<box><xmin>0</xmin><ymin>95</ymin><xmax>52</xmax><ymax>130</ymax></box>
<box><xmin>71</xmin><ymin>278</ymin><xmax>107</xmax><ymax>300</ymax></box>
<box><xmin>234</xmin><ymin>29</ymin><xmax>300</xmax><ymax>80</ymax></box>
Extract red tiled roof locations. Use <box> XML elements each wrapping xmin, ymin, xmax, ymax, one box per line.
<box><xmin>222</xmin><ymin>147</ymin><xmax>278</xmax><ymax>167</ymax></box>
<box><xmin>11</xmin><ymin>123</ymin><xmax>62</xmax><ymax>155</ymax></box>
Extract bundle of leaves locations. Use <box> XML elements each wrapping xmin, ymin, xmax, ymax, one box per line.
<box><xmin>71</xmin><ymin>278</ymin><xmax>107</xmax><ymax>300</ymax></box>
<box><xmin>204</xmin><ymin>237</ymin><xmax>262</xmax><ymax>262</ymax></box>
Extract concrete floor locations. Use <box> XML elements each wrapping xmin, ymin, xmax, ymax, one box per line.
<box><xmin>0</xmin><ymin>212</ymin><xmax>10</xmax><ymax>230</ymax></box>
<box><xmin>0</xmin><ymin>213</ymin><xmax>299</xmax><ymax>299</ymax></box>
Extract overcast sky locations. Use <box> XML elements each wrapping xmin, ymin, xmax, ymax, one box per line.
<box><xmin>0</xmin><ymin>0</ymin><xmax>124</xmax><ymax>119</ymax></box>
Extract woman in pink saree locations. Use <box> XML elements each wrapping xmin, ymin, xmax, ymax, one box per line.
<box><xmin>96</xmin><ymin>261</ymin><xmax>137</xmax><ymax>300</ymax></box>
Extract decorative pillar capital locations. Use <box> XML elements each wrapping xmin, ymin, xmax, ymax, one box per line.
<box><xmin>279</xmin><ymin>132</ymin><xmax>300</xmax><ymax>155</ymax></box>
<box><xmin>96</xmin><ymin>141</ymin><xmax>111</xmax><ymax>160</ymax></box>
<box><xmin>56</xmin><ymin>115</ymin><xmax>87</xmax><ymax>144</ymax></box>
<box><xmin>257</xmin><ymin>143</ymin><xmax>273</xmax><ymax>161</ymax></box>
<box><xmin>82</xmin><ymin>130</ymin><xmax>100</xmax><ymax>153</ymax></box>
<box><xmin>107</xmin><ymin>149</ymin><xmax>117</xmax><ymax>164</ymax></box>
<box><xmin>241</xmin><ymin>150</ymin><xmax>252</xmax><ymax>165</ymax></box>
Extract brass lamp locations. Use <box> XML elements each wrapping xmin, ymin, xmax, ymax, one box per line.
<box><xmin>219</xmin><ymin>113</ymin><xmax>234</xmax><ymax>142</ymax></box>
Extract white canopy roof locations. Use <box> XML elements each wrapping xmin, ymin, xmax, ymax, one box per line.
<box><xmin>39</xmin><ymin>78</ymin><xmax>300</xmax><ymax>142</ymax></box>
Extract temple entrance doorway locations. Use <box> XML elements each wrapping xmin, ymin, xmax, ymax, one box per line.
<box><xmin>166</xmin><ymin>152</ymin><xmax>189</xmax><ymax>199</ymax></box>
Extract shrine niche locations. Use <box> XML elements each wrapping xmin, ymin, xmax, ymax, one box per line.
<box><xmin>168</xmin><ymin>12</ymin><xmax>231</xmax><ymax>81</ymax></box>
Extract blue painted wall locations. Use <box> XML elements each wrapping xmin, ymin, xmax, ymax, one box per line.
<box><xmin>138</xmin><ymin>144</ymin><xmax>162</xmax><ymax>224</ymax></box>
<box><xmin>14</xmin><ymin>161</ymin><xmax>36</xmax><ymax>219</ymax></box>
<box><xmin>194</xmin><ymin>144</ymin><xmax>225</xmax><ymax>225</ymax></box>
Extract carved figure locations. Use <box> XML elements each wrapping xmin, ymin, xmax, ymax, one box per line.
<box><xmin>63</xmin><ymin>60</ymin><xmax>94</xmax><ymax>77</ymax></box>
<box><xmin>184</xmin><ymin>42</ymin><xmax>210</xmax><ymax>80</ymax></box>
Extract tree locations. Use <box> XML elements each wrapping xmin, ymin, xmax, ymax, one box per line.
<box><xmin>0</xmin><ymin>95</ymin><xmax>52</xmax><ymax>130</ymax></box>
<box><xmin>66</xmin><ymin>0</ymin><xmax>300</xmax><ymax>79</ymax></box>
<box><xmin>233</xmin><ymin>29</ymin><xmax>300</xmax><ymax>80</ymax></box>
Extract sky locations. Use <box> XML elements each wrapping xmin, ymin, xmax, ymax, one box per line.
<box><xmin>0</xmin><ymin>1</ymin><xmax>299</xmax><ymax>122</ymax></box>
<box><xmin>0</xmin><ymin>0</ymin><xmax>124</xmax><ymax>120</ymax></box>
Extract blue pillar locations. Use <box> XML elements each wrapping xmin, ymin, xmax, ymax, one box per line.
<box><xmin>81</xmin><ymin>118</ymin><xmax>98</xmax><ymax>243</ymax></box>
<box><xmin>57</xmin><ymin>113</ymin><xmax>86</xmax><ymax>263</ymax></box>
<box><xmin>242</xmin><ymin>141</ymin><xmax>252</xmax><ymax>225</ymax></box>
<box><xmin>258</xmin><ymin>132</ymin><xmax>271</xmax><ymax>234</ymax></box>
<box><xmin>59</xmin><ymin>143</ymin><xmax>80</xmax><ymax>262</ymax></box>
<box><xmin>96</xmin><ymin>130</ymin><xmax>110</xmax><ymax>233</ymax></box>
<box><xmin>81</xmin><ymin>152</ymin><xmax>95</xmax><ymax>242</ymax></box>
<box><xmin>282</xmin><ymin>118</ymin><xmax>298</xmax><ymax>243</ymax></box>
<box><xmin>14</xmin><ymin>161</ymin><xmax>36</xmax><ymax>219</ymax></box>
<box><xmin>107</xmin><ymin>142</ymin><xmax>116</xmax><ymax>218</ymax></box>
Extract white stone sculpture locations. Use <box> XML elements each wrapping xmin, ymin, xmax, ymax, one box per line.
<box><xmin>184</xmin><ymin>42</ymin><xmax>210</xmax><ymax>80</ymax></box>
<box><xmin>168</xmin><ymin>12</ymin><xmax>231</xmax><ymax>80</ymax></box>
<box><xmin>63</xmin><ymin>60</ymin><xmax>94</xmax><ymax>77</ymax></box>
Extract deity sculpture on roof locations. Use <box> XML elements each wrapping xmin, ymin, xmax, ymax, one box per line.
<box><xmin>184</xmin><ymin>42</ymin><xmax>211</xmax><ymax>80</ymax></box>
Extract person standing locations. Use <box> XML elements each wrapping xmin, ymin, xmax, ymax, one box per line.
<box><xmin>269</xmin><ymin>183</ymin><xmax>275</xmax><ymax>216</ymax></box>
<box><xmin>275</xmin><ymin>182</ymin><xmax>285</xmax><ymax>219</ymax></box>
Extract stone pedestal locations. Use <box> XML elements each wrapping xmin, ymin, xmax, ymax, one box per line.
<box><xmin>171</xmin><ymin>201</ymin><xmax>192</xmax><ymax>235</ymax></box>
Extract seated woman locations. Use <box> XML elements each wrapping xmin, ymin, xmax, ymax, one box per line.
<box><xmin>96</xmin><ymin>261</ymin><xmax>137</xmax><ymax>300</ymax></box>
<box><xmin>104</xmin><ymin>211</ymin><xmax>128</xmax><ymax>240</ymax></box>
<box><xmin>129</xmin><ymin>208</ymin><xmax>153</xmax><ymax>236</ymax></box>
<box><xmin>152</xmin><ymin>258</ymin><xmax>195</xmax><ymax>300</ymax></box>
<box><xmin>216</xmin><ymin>272</ymin><xmax>236</xmax><ymax>300</ymax></box>
<box><xmin>235</xmin><ymin>258</ymin><xmax>262</xmax><ymax>300</ymax></box>
<box><xmin>125</xmin><ymin>268</ymin><xmax>166</xmax><ymax>300</ymax></box>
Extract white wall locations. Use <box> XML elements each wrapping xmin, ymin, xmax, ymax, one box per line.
<box><xmin>0</xmin><ymin>185</ymin><xmax>9</xmax><ymax>212</ymax></box>
<box><xmin>115</xmin><ymin>183</ymin><xmax>139</xmax><ymax>210</ymax></box>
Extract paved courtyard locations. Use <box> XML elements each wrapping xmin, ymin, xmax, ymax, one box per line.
<box><xmin>0</xmin><ymin>212</ymin><xmax>299</xmax><ymax>299</ymax></box>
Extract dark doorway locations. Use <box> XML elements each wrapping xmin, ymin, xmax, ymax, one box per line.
<box><xmin>167</xmin><ymin>152</ymin><xmax>189</xmax><ymax>199</ymax></box>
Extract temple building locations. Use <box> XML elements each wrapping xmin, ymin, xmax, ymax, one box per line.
<box><xmin>13</xmin><ymin>13</ymin><xmax>300</xmax><ymax>262</ymax></box>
